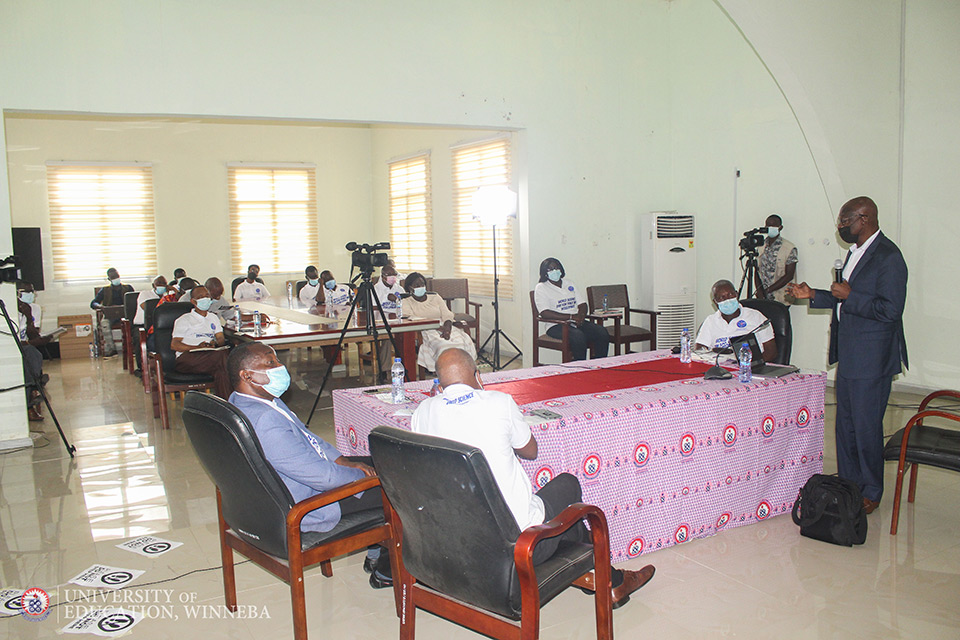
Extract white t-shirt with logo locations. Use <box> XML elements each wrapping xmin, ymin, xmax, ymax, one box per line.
<box><xmin>695</xmin><ymin>306</ymin><xmax>774</xmax><ymax>350</ymax></box>
<box><xmin>411</xmin><ymin>383</ymin><xmax>544</xmax><ymax>530</ymax></box>
<box><xmin>234</xmin><ymin>280</ymin><xmax>271</xmax><ymax>302</ymax></box>
<box><xmin>534</xmin><ymin>280</ymin><xmax>586</xmax><ymax>330</ymax></box>
<box><xmin>134</xmin><ymin>290</ymin><xmax>159</xmax><ymax>325</ymax></box>
<box><xmin>171</xmin><ymin>310</ymin><xmax>223</xmax><ymax>358</ymax></box>
<box><xmin>373</xmin><ymin>279</ymin><xmax>403</xmax><ymax>310</ymax></box>
<box><xmin>323</xmin><ymin>283</ymin><xmax>352</xmax><ymax>306</ymax></box>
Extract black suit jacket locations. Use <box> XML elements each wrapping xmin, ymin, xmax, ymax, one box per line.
<box><xmin>811</xmin><ymin>231</ymin><xmax>908</xmax><ymax>380</ymax></box>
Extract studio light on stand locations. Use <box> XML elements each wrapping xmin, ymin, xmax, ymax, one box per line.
<box><xmin>473</xmin><ymin>185</ymin><xmax>521</xmax><ymax>371</ymax></box>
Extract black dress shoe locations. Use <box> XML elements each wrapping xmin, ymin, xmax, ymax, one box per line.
<box><xmin>363</xmin><ymin>556</ymin><xmax>376</xmax><ymax>574</ymax></box>
<box><xmin>369</xmin><ymin>571</ymin><xmax>393</xmax><ymax>589</ymax></box>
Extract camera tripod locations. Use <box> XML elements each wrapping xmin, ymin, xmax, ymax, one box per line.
<box><xmin>0</xmin><ymin>298</ymin><xmax>75</xmax><ymax>457</ymax></box>
<box><xmin>305</xmin><ymin>269</ymin><xmax>399</xmax><ymax>425</ymax></box>
<box><xmin>737</xmin><ymin>248</ymin><xmax>761</xmax><ymax>299</ymax></box>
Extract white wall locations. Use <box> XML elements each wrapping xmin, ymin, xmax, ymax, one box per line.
<box><xmin>1</xmin><ymin>0</ymin><xmax>957</xmax><ymax>445</ymax></box>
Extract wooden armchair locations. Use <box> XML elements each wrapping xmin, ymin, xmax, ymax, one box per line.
<box><xmin>425</xmin><ymin>277</ymin><xmax>483</xmax><ymax>350</ymax></box>
<box><xmin>585</xmin><ymin>285</ymin><xmax>658</xmax><ymax>355</ymax></box>
<box><xmin>529</xmin><ymin>290</ymin><xmax>571</xmax><ymax>366</ymax></box>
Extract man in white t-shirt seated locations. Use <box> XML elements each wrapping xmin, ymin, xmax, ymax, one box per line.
<box><xmin>318</xmin><ymin>270</ymin><xmax>352</xmax><ymax>306</ymax></box>
<box><xmin>411</xmin><ymin>348</ymin><xmax>655</xmax><ymax>610</ymax></box>
<box><xmin>299</xmin><ymin>266</ymin><xmax>322</xmax><ymax>305</ymax></box>
<box><xmin>171</xmin><ymin>285</ymin><xmax>231</xmax><ymax>398</ymax></box>
<box><xmin>695</xmin><ymin>279</ymin><xmax>778</xmax><ymax>363</ymax></box>
<box><xmin>373</xmin><ymin>265</ymin><xmax>403</xmax><ymax>313</ymax></box>
<box><xmin>204</xmin><ymin>277</ymin><xmax>233</xmax><ymax>324</ymax></box>
<box><xmin>234</xmin><ymin>264</ymin><xmax>271</xmax><ymax>302</ymax></box>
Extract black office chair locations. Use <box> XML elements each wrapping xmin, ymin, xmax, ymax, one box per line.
<box><xmin>369</xmin><ymin>426</ymin><xmax>614</xmax><ymax>640</ymax></box>
<box><xmin>182</xmin><ymin>392</ymin><xmax>394</xmax><ymax>640</ymax></box>
<box><xmin>295</xmin><ymin>280</ymin><xmax>308</xmax><ymax>296</ymax></box>
<box><xmin>148</xmin><ymin>302</ymin><xmax>216</xmax><ymax>429</ymax></box>
<box><xmin>741</xmin><ymin>298</ymin><xmax>792</xmax><ymax>364</ymax></box>
<box><xmin>231</xmin><ymin>276</ymin><xmax>266</xmax><ymax>299</ymax></box>
<box><xmin>140</xmin><ymin>298</ymin><xmax>160</xmax><ymax>394</ymax></box>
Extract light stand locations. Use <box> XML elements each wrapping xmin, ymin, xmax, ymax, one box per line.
<box><xmin>472</xmin><ymin>186</ymin><xmax>521</xmax><ymax>371</ymax></box>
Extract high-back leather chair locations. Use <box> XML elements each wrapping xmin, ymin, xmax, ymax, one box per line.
<box><xmin>369</xmin><ymin>425</ymin><xmax>614</xmax><ymax>640</ymax></box>
<box><xmin>530</xmin><ymin>291</ymin><xmax>571</xmax><ymax>366</ymax></box>
<box><xmin>231</xmin><ymin>276</ymin><xmax>265</xmax><ymax>299</ymax></box>
<box><xmin>740</xmin><ymin>298</ymin><xmax>792</xmax><ymax>364</ymax></box>
<box><xmin>295</xmin><ymin>279</ymin><xmax>308</xmax><ymax>296</ymax></box>
<box><xmin>148</xmin><ymin>302</ymin><xmax>215</xmax><ymax>429</ymax></box>
<box><xmin>424</xmin><ymin>277</ymin><xmax>482</xmax><ymax>350</ymax></box>
<box><xmin>585</xmin><ymin>284</ymin><xmax>658</xmax><ymax>355</ymax></box>
<box><xmin>140</xmin><ymin>298</ymin><xmax>160</xmax><ymax>393</ymax></box>
<box><xmin>182</xmin><ymin>392</ymin><xmax>393</xmax><ymax>640</ymax></box>
<box><xmin>121</xmin><ymin>291</ymin><xmax>140</xmax><ymax>373</ymax></box>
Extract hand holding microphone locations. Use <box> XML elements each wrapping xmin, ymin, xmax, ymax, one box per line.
<box><xmin>834</xmin><ymin>259</ymin><xmax>844</xmax><ymax>284</ymax></box>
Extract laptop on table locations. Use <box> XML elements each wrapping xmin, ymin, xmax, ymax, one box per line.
<box><xmin>728</xmin><ymin>331</ymin><xmax>799</xmax><ymax>378</ymax></box>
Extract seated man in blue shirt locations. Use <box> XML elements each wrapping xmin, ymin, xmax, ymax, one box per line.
<box><xmin>226</xmin><ymin>342</ymin><xmax>392</xmax><ymax>588</ymax></box>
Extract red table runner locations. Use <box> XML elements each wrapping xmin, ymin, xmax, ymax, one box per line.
<box><xmin>486</xmin><ymin>359</ymin><xmax>716</xmax><ymax>406</ymax></box>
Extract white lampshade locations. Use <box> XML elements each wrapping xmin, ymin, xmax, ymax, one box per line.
<box><xmin>471</xmin><ymin>185</ymin><xmax>518</xmax><ymax>226</ymax></box>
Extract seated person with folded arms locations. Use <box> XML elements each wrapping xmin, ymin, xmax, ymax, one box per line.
<box><xmin>695</xmin><ymin>279</ymin><xmax>777</xmax><ymax>363</ymax></box>
<box><xmin>534</xmin><ymin>257</ymin><xmax>609</xmax><ymax>361</ymax></box>
<box><xmin>90</xmin><ymin>267</ymin><xmax>134</xmax><ymax>357</ymax></box>
<box><xmin>234</xmin><ymin>264</ymin><xmax>271</xmax><ymax>302</ymax></box>
<box><xmin>412</xmin><ymin>348</ymin><xmax>654</xmax><ymax>609</ymax></box>
<box><xmin>226</xmin><ymin>342</ymin><xmax>392</xmax><ymax>589</ymax></box>
<box><xmin>170</xmin><ymin>286</ymin><xmax>231</xmax><ymax>398</ymax></box>
<box><xmin>299</xmin><ymin>266</ymin><xmax>322</xmax><ymax>305</ymax></box>
<box><xmin>402</xmin><ymin>272</ymin><xmax>476</xmax><ymax>373</ymax></box>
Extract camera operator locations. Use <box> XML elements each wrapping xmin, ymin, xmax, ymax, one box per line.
<box><xmin>17</xmin><ymin>282</ymin><xmax>51</xmax><ymax>422</ymax></box>
<box><xmin>754</xmin><ymin>214</ymin><xmax>798</xmax><ymax>303</ymax></box>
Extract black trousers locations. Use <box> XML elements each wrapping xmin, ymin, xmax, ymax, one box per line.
<box><xmin>546</xmin><ymin>321</ymin><xmax>610</xmax><ymax>360</ymax></box>
<box><xmin>338</xmin><ymin>456</ymin><xmax>391</xmax><ymax>577</ymax></box>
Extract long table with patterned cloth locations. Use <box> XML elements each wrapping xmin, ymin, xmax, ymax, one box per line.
<box><xmin>333</xmin><ymin>351</ymin><xmax>826</xmax><ymax>561</ymax></box>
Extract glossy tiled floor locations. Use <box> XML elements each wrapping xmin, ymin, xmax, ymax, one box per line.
<box><xmin>1</xmin><ymin>353</ymin><xmax>959</xmax><ymax>639</ymax></box>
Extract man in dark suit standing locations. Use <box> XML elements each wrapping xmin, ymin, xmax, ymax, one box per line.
<box><xmin>788</xmin><ymin>196</ymin><xmax>908</xmax><ymax>514</ymax></box>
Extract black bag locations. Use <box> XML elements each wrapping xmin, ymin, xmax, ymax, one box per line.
<box><xmin>791</xmin><ymin>474</ymin><xmax>867</xmax><ymax>546</ymax></box>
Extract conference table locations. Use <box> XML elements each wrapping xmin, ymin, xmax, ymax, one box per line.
<box><xmin>333</xmin><ymin>350</ymin><xmax>826</xmax><ymax>561</ymax></box>
<box><xmin>226</xmin><ymin>297</ymin><xmax>441</xmax><ymax>381</ymax></box>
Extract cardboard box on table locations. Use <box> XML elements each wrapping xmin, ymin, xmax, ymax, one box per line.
<box><xmin>57</xmin><ymin>314</ymin><xmax>94</xmax><ymax>359</ymax></box>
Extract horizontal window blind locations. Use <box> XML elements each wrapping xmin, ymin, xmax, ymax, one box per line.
<box><xmin>452</xmin><ymin>138</ymin><xmax>513</xmax><ymax>298</ymax></box>
<box><xmin>389</xmin><ymin>154</ymin><xmax>433</xmax><ymax>275</ymax></box>
<box><xmin>47</xmin><ymin>163</ymin><xmax>158</xmax><ymax>281</ymax></box>
<box><xmin>228</xmin><ymin>165</ymin><xmax>318</xmax><ymax>274</ymax></box>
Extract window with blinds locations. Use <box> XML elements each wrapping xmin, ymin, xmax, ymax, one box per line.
<box><xmin>388</xmin><ymin>154</ymin><xmax>433</xmax><ymax>275</ymax></box>
<box><xmin>47</xmin><ymin>163</ymin><xmax>158</xmax><ymax>281</ymax></box>
<box><xmin>228</xmin><ymin>164</ymin><xmax>318</xmax><ymax>274</ymax></box>
<box><xmin>452</xmin><ymin>138</ymin><xmax>513</xmax><ymax>298</ymax></box>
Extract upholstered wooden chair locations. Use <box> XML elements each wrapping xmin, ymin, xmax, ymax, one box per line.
<box><xmin>585</xmin><ymin>285</ymin><xmax>658</xmax><ymax>356</ymax></box>
<box><xmin>529</xmin><ymin>291</ymin><xmax>571</xmax><ymax>366</ymax></box>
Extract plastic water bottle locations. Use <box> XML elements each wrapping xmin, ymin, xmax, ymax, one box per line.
<box><xmin>391</xmin><ymin>358</ymin><xmax>405</xmax><ymax>404</ymax></box>
<box><xmin>680</xmin><ymin>328</ymin><xmax>692</xmax><ymax>363</ymax></box>
<box><xmin>253</xmin><ymin>309</ymin><xmax>262</xmax><ymax>336</ymax></box>
<box><xmin>738</xmin><ymin>342</ymin><xmax>752</xmax><ymax>383</ymax></box>
<box><xmin>602</xmin><ymin>294</ymin><xmax>609</xmax><ymax>313</ymax></box>
<box><xmin>234</xmin><ymin>305</ymin><xmax>242</xmax><ymax>329</ymax></box>
<box><xmin>286</xmin><ymin>282</ymin><xmax>294</xmax><ymax>304</ymax></box>
<box><xmin>430</xmin><ymin>378</ymin><xmax>441</xmax><ymax>397</ymax></box>
<box><xmin>396</xmin><ymin>295</ymin><xmax>403</xmax><ymax>320</ymax></box>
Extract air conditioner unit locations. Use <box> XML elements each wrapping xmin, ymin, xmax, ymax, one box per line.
<box><xmin>638</xmin><ymin>212</ymin><xmax>697</xmax><ymax>349</ymax></box>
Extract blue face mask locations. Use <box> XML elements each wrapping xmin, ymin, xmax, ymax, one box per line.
<box><xmin>767</xmin><ymin>227</ymin><xmax>780</xmax><ymax>239</ymax></box>
<box><xmin>155</xmin><ymin>286</ymin><xmax>167</xmax><ymax>296</ymax></box>
<box><xmin>547</xmin><ymin>269</ymin><xmax>562</xmax><ymax>282</ymax></box>
<box><xmin>308</xmin><ymin>278</ymin><xmax>320</xmax><ymax>287</ymax></box>
<box><xmin>110</xmin><ymin>278</ymin><xmax>122</xmax><ymax>286</ymax></box>
<box><xmin>324</xmin><ymin>279</ymin><xmax>336</xmax><ymax>290</ymax></box>
<box><xmin>252</xmin><ymin>365</ymin><xmax>291</xmax><ymax>397</ymax></box>
<box><xmin>717</xmin><ymin>298</ymin><xmax>740</xmax><ymax>316</ymax></box>
<box><xmin>19</xmin><ymin>291</ymin><xmax>35</xmax><ymax>304</ymax></box>
<box><xmin>195</xmin><ymin>297</ymin><xmax>213</xmax><ymax>311</ymax></box>
<box><xmin>412</xmin><ymin>286</ymin><xmax>426</xmax><ymax>298</ymax></box>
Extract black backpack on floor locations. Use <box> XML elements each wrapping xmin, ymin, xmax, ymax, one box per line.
<box><xmin>791</xmin><ymin>474</ymin><xmax>867</xmax><ymax>546</ymax></box>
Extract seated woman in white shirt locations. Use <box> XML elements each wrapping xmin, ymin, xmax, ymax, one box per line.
<box><xmin>402</xmin><ymin>272</ymin><xmax>477</xmax><ymax>373</ymax></box>
<box><xmin>533</xmin><ymin>257</ymin><xmax>609</xmax><ymax>361</ymax></box>
<box><xmin>695</xmin><ymin>279</ymin><xmax>778</xmax><ymax>363</ymax></box>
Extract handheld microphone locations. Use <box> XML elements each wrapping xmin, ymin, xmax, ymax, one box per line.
<box><xmin>833</xmin><ymin>259</ymin><xmax>844</xmax><ymax>284</ymax></box>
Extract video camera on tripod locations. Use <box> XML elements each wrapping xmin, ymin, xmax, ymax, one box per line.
<box><xmin>0</xmin><ymin>255</ymin><xmax>21</xmax><ymax>282</ymax></box>
<box><xmin>738</xmin><ymin>227</ymin><xmax>769</xmax><ymax>255</ymax></box>
<box><xmin>346</xmin><ymin>242</ymin><xmax>391</xmax><ymax>275</ymax></box>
